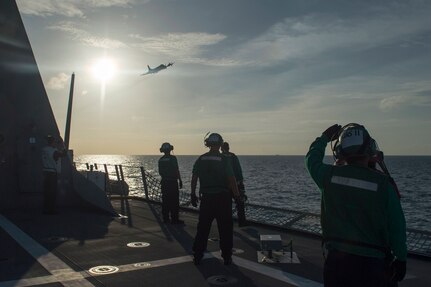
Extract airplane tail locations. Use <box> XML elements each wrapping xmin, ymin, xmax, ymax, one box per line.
<box><xmin>147</xmin><ymin>65</ymin><xmax>150</xmax><ymax>70</ymax></box>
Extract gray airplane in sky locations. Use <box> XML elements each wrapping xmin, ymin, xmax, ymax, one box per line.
<box><xmin>141</xmin><ymin>62</ymin><xmax>174</xmax><ymax>75</ymax></box>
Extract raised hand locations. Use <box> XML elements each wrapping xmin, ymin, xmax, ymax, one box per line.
<box><xmin>322</xmin><ymin>124</ymin><xmax>342</xmax><ymax>141</ymax></box>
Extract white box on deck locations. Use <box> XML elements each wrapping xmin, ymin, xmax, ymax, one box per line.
<box><xmin>260</xmin><ymin>234</ymin><xmax>282</xmax><ymax>251</ymax></box>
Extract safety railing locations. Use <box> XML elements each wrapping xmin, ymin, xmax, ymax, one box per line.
<box><xmin>75</xmin><ymin>162</ymin><xmax>431</xmax><ymax>258</ymax></box>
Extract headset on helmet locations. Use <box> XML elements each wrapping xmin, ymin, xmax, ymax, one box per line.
<box><xmin>204</xmin><ymin>132</ymin><xmax>223</xmax><ymax>147</ymax></box>
<box><xmin>160</xmin><ymin>142</ymin><xmax>173</xmax><ymax>153</ymax></box>
<box><xmin>332</xmin><ymin>123</ymin><xmax>378</xmax><ymax>160</ymax></box>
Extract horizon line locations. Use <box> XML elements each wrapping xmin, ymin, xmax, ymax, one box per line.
<box><xmin>75</xmin><ymin>154</ymin><xmax>431</xmax><ymax>157</ymax></box>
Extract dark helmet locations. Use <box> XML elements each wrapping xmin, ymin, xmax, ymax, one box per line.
<box><xmin>160</xmin><ymin>142</ymin><xmax>173</xmax><ymax>153</ymax></box>
<box><xmin>333</xmin><ymin>123</ymin><xmax>377</xmax><ymax>160</ymax></box>
<box><xmin>204</xmin><ymin>133</ymin><xmax>223</xmax><ymax>147</ymax></box>
<box><xmin>221</xmin><ymin>142</ymin><xmax>230</xmax><ymax>152</ymax></box>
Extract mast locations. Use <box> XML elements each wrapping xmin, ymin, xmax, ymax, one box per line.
<box><xmin>64</xmin><ymin>72</ymin><xmax>75</xmax><ymax>150</ymax></box>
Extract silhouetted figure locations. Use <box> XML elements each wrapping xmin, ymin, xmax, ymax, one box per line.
<box><xmin>191</xmin><ymin>133</ymin><xmax>240</xmax><ymax>265</ymax></box>
<box><xmin>42</xmin><ymin>135</ymin><xmax>66</xmax><ymax>214</ymax></box>
<box><xmin>221</xmin><ymin>142</ymin><xmax>248</xmax><ymax>227</ymax></box>
<box><xmin>305</xmin><ymin>123</ymin><xmax>407</xmax><ymax>287</ymax></box>
<box><xmin>158</xmin><ymin>142</ymin><xmax>183</xmax><ymax>224</ymax></box>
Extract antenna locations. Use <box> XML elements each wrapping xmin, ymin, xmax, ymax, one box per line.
<box><xmin>64</xmin><ymin>72</ymin><xmax>75</xmax><ymax>150</ymax></box>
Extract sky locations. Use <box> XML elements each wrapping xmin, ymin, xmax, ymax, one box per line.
<box><xmin>16</xmin><ymin>0</ymin><xmax>431</xmax><ymax>155</ymax></box>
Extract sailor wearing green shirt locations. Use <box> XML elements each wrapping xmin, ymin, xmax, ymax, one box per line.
<box><xmin>221</xmin><ymin>142</ymin><xmax>248</xmax><ymax>227</ymax></box>
<box><xmin>305</xmin><ymin>123</ymin><xmax>407</xmax><ymax>287</ymax></box>
<box><xmin>191</xmin><ymin>133</ymin><xmax>240</xmax><ymax>265</ymax></box>
<box><xmin>158</xmin><ymin>142</ymin><xmax>183</xmax><ymax>224</ymax></box>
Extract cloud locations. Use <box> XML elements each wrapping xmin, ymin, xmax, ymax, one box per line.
<box><xmin>378</xmin><ymin>81</ymin><xmax>431</xmax><ymax>111</ymax></box>
<box><xmin>123</xmin><ymin>3</ymin><xmax>431</xmax><ymax>68</ymax></box>
<box><xmin>380</xmin><ymin>95</ymin><xmax>409</xmax><ymax>110</ymax></box>
<box><xmin>46</xmin><ymin>73</ymin><xmax>69</xmax><ymax>90</ymax></box>
<box><xmin>380</xmin><ymin>94</ymin><xmax>431</xmax><ymax>111</ymax></box>
<box><xmin>130</xmin><ymin>33</ymin><xmax>241</xmax><ymax>66</ymax></box>
<box><xmin>232</xmin><ymin>5</ymin><xmax>431</xmax><ymax>66</ymax></box>
<box><xmin>16</xmin><ymin>0</ymin><xmax>137</xmax><ymax>18</ymax></box>
<box><xmin>48</xmin><ymin>22</ymin><xmax>127</xmax><ymax>49</ymax></box>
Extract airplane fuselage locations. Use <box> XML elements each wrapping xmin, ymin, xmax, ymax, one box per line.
<box><xmin>142</xmin><ymin>63</ymin><xmax>173</xmax><ymax>76</ymax></box>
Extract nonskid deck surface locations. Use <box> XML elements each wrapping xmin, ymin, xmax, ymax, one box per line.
<box><xmin>0</xmin><ymin>200</ymin><xmax>429</xmax><ymax>287</ymax></box>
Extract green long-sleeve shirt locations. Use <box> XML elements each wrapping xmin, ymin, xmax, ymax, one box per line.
<box><xmin>222</xmin><ymin>151</ymin><xmax>243</xmax><ymax>182</ymax></box>
<box><xmin>305</xmin><ymin>135</ymin><xmax>407</xmax><ymax>261</ymax></box>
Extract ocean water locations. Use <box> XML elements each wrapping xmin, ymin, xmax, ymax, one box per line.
<box><xmin>75</xmin><ymin>155</ymin><xmax>431</xmax><ymax>232</ymax></box>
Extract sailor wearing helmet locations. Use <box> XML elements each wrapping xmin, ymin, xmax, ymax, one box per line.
<box><xmin>190</xmin><ymin>133</ymin><xmax>240</xmax><ymax>265</ymax></box>
<box><xmin>158</xmin><ymin>142</ymin><xmax>183</xmax><ymax>224</ymax></box>
<box><xmin>305</xmin><ymin>123</ymin><xmax>407</xmax><ymax>287</ymax></box>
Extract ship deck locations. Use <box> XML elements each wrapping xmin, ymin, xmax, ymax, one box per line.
<box><xmin>0</xmin><ymin>198</ymin><xmax>430</xmax><ymax>287</ymax></box>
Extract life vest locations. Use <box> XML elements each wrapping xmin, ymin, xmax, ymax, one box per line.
<box><xmin>195</xmin><ymin>152</ymin><xmax>229</xmax><ymax>194</ymax></box>
<box><xmin>158</xmin><ymin>155</ymin><xmax>178</xmax><ymax>180</ymax></box>
<box><xmin>322</xmin><ymin>165</ymin><xmax>390</xmax><ymax>258</ymax></box>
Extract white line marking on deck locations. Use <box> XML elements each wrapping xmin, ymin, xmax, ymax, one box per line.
<box><xmin>0</xmin><ymin>214</ymin><xmax>322</xmax><ymax>287</ymax></box>
<box><xmin>97</xmin><ymin>252</ymin><xmax>323</xmax><ymax>287</ymax></box>
<box><xmin>1</xmin><ymin>242</ymin><xmax>416</xmax><ymax>287</ymax></box>
<box><xmin>0</xmin><ymin>214</ymin><xmax>417</xmax><ymax>287</ymax></box>
<box><xmin>0</xmin><ymin>215</ymin><xmax>95</xmax><ymax>287</ymax></box>
<box><xmin>230</xmin><ymin>255</ymin><xmax>322</xmax><ymax>287</ymax></box>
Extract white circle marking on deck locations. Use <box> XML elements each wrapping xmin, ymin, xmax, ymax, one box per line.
<box><xmin>89</xmin><ymin>266</ymin><xmax>119</xmax><ymax>275</ymax></box>
<box><xmin>127</xmin><ymin>242</ymin><xmax>150</xmax><ymax>248</ymax></box>
<box><xmin>0</xmin><ymin>215</ymin><xmax>96</xmax><ymax>287</ymax></box>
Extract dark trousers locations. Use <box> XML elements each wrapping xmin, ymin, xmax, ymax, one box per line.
<box><xmin>324</xmin><ymin>249</ymin><xmax>386</xmax><ymax>287</ymax></box>
<box><xmin>161</xmin><ymin>179</ymin><xmax>179</xmax><ymax>222</ymax></box>
<box><xmin>43</xmin><ymin>171</ymin><xmax>58</xmax><ymax>213</ymax></box>
<box><xmin>192</xmin><ymin>192</ymin><xmax>233</xmax><ymax>259</ymax></box>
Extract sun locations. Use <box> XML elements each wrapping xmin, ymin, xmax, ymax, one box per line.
<box><xmin>92</xmin><ymin>58</ymin><xmax>116</xmax><ymax>81</ymax></box>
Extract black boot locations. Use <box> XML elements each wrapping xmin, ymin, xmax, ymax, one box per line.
<box><xmin>223</xmin><ymin>257</ymin><xmax>232</xmax><ymax>265</ymax></box>
<box><xmin>193</xmin><ymin>253</ymin><xmax>203</xmax><ymax>265</ymax></box>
